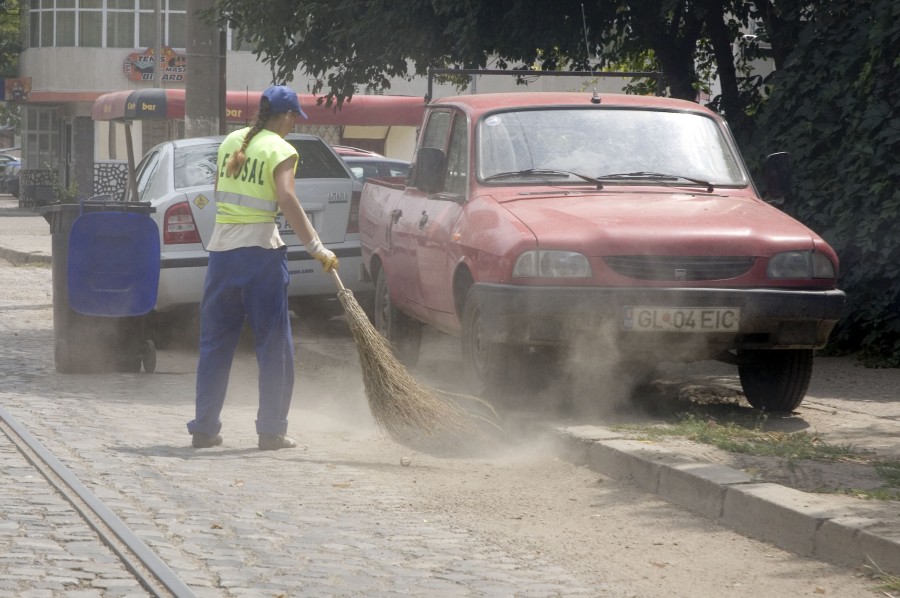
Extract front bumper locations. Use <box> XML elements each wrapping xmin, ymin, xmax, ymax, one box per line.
<box><xmin>469</xmin><ymin>284</ymin><xmax>845</xmax><ymax>353</ymax></box>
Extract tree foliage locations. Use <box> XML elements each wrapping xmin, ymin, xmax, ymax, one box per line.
<box><xmin>745</xmin><ymin>0</ymin><xmax>900</xmax><ymax>366</ymax></box>
<box><xmin>212</xmin><ymin>0</ymin><xmax>766</xmax><ymax>122</ymax></box>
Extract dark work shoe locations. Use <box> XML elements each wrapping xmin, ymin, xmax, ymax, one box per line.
<box><xmin>258</xmin><ymin>434</ymin><xmax>297</xmax><ymax>451</ymax></box>
<box><xmin>191</xmin><ymin>432</ymin><xmax>222</xmax><ymax>448</ymax></box>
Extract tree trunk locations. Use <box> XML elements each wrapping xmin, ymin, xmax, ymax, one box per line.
<box><xmin>701</xmin><ymin>0</ymin><xmax>749</xmax><ymax>135</ymax></box>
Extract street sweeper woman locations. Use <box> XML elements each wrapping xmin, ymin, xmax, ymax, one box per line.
<box><xmin>187</xmin><ymin>84</ymin><xmax>338</xmax><ymax>451</ymax></box>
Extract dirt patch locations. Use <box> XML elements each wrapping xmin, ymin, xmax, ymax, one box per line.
<box><xmin>611</xmin><ymin>367</ymin><xmax>900</xmax><ymax>500</ymax></box>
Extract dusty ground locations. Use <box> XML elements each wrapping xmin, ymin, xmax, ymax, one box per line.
<box><xmin>394</xmin><ymin>325</ymin><xmax>900</xmax><ymax>504</ymax></box>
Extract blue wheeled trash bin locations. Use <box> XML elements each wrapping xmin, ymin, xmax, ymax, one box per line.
<box><xmin>42</xmin><ymin>200</ymin><xmax>160</xmax><ymax>374</ymax></box>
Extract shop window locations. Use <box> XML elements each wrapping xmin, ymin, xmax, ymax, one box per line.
<box><xmin>23</xmin><ymin>108</ymin><xmax>60</xmax><ymax>171</ymax></box>
<box><xmin>26</xmin><ymin>0</ymin><xmax>187</xmax><ymax>49</ymax></box>
<box><xmin>107</xmin><ymin>11</ymin><xmax>134</xmax><ymax>48</ymax></box>
<box><xmin>79</xmin><ymin>11</ymin><xmax>103</xmax><ymax>47</ymax></box>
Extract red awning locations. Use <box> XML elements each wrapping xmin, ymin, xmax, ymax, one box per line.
<box><xmin>92</xmin><ymin>88</ymin><xmax>426</xmax><ymax>126</ymax></box>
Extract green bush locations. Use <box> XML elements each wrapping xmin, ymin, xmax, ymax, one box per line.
<box><xmin>743</xmin><ymin>0</ymin><xmax>900</xmax><ymax>366</ymax></box>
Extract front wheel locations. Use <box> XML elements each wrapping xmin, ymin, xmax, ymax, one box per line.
<box><xmin>373</xmin><ymin>268</ymin><xmax>422</xmax><ymax>367</ymax></box>
<box><xmin>738</xmin><ymin>349</ymin><xmax>813</xmax><ymax>412</ymax></box>
<box><xmin>461</xmin><ymin>292</ymin><xmax>516</xmax><ymax>398</ymax></box>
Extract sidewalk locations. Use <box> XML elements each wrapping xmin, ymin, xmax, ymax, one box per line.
<box><xmin>0</xmin><ymin>195</ymin><xmax>52</xmax><ymax>265</ymax></box>
<box><xmin>2</xmin><ymin>193</ymin><xmax>899</xmax><ymax>578</ymax></box>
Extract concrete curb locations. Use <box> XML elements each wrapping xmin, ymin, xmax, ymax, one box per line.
<box><xmin>0</xmin><ymin>246</ymin><xmax>51</xmax><ymax>266</ymax></box>
<box><xmin>554</xmin><ymin>425</ymin><xmax>900</xmax><ymax>577</ymax></box>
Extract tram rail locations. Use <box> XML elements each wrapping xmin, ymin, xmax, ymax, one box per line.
<box><xmin>0</xmin><ymin>404</ymin><xmax>195</xmax><ymax>598</ymax></box>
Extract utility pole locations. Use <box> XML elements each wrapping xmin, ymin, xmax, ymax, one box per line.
<box><xmin>185</xmin><ymin>0</ymin><xmax>224</xmax><ymax>137</ymax></box>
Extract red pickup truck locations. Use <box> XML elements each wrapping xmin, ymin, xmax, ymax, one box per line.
<box><xmin>359</xmin><ymin>91</ymin><xmax>845</xmax><ymax>412</ymax></box>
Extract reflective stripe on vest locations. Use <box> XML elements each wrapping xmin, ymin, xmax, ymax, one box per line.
<box><xmin>215</xmin><ymin>191</ymin><xmax>278</xmax><ymax>219</ymax></box>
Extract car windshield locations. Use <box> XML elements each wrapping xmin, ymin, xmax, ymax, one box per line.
<box><xmin>477</xmin><ymin>108</ymin><xmax>747</xmax><ymax>186</ymax></box>
<box><xmin>171</xmin><ymin>138</ymin><xmax>351</xmax><ymax>189</ymax></box>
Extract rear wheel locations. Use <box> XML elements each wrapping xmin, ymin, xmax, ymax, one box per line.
<box><xmin>373</xmin><ymin>268</ymin><xmax>421</xmax><ymax>367</ymax></box>
<box><xmin>738</xmin><ymin>349</ymin><xmax>813</xmax><ymax>412</ymax></box>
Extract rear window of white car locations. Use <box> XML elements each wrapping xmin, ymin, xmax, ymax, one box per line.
<box><xmin>173</xmin><ymin>138</ymin><xmax>351</xmax><ymax>190</ymax></box>
<box><xmin>174</xmin><ymin>145</ymin><xmax>218</xmax><ymax>189</ymax></box>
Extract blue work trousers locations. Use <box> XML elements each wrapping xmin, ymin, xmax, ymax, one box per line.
<box><xmin>188</xmin><ymin>246</ymin><xmax>294</xmax><ymax>437</ymax></box>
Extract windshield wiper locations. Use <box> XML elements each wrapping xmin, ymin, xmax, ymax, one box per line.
<box><xmin>597</xmin><ymin>171</ymin><xmax>714</xmax><ymax>192</ymax></box>
<box><xmin>483</xmin><ymin>168</ymin><xmax>604</xmax><ymax>189</ymax></box>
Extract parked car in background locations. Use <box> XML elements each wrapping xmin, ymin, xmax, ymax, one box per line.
<box><xmin>359</xmin><ymin>91</ymin><xmax>845</xmax><ymax>413</ymax></box>
<box><xmin>332</xmin><ymin>145</ymin><xmax>411</xmax><ymax>183</ymax></box>
<box><xmin>128</xmin><ymin>134</ymin><xmax>369</xmax><ymax>344</ymax></box>
<box><xmin>0</xmin><ymin>158</ymin><xmax>21</xmax><ymax>196</ymax></box>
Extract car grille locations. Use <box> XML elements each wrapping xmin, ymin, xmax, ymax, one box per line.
<box><xmin>604</xmin><ymin>256</ymin><xmax>756</xmax><ymax>281</ymax></box>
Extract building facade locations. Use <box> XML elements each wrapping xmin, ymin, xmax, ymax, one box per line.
<box><xmin>16</xmin><ymin>0</ymin><xmax>439</xmax><ymax>204</ymax></box>
<box><xmin>14</xmin><ymin>1</ymin><xmax>643</xmax><ymax>205</ymax></box>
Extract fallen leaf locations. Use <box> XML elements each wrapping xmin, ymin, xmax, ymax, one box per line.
<box><xmin>333</xmin><ymin>482</ymin><xmax>352</xmax><ymax>488</ymax></box>
<box><xmin>210</xmin><ymin>522</ymin><xmax>222</xmax><ymax>529</ymax></box>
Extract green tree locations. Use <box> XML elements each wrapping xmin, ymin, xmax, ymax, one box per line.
<box><xmin>746</xmin><ymin>0</ymin><xmax>900</xmax><ymax>365</ymax></box>
<box><xmin>211</xmin><ymin>0</ymin><xmax>768</xmax><ymax>128</ymax></box>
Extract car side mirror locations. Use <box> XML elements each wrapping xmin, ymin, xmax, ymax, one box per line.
<box><xmin>764</xmin><ymin>152</ymin><xmax>792</xmax><ymax>204</ymax></box>
<box><xmin>413</xmin><ymin>147</ymin><xmax>446</xmax><ymax>194</ymax></box>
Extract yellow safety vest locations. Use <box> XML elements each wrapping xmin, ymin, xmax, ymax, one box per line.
<box><xmin>215</xmin><ymin>128</ymin><xmax>298</xmax><ymax>224</ymax></box>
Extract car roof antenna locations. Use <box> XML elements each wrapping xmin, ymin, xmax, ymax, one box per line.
<box><xmin>582</xmin><ymin>4</ymin><xmax>601</xmax><ymax>105</ymax></box>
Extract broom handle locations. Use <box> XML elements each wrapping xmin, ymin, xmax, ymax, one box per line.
<box><xmin>329</xmin><ymin>268</ymin><xmax>346</xmax><ymax>292</ymax></box>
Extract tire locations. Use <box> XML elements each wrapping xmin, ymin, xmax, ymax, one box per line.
<box><xmin>738</xmin><ymin>348</ymin><xmax>813</xmax><ymax>412</ymax></box>
<box><xmin>150</xmin><ymin>310</ymin><xmax>199</xmax><ymax>350</ymax></box>
<box><xmin>141</xmin><ymin>340</ymin><xmax>157</xmax><ymax>373</ymax></box>
<box><xmin>461</xmin><ymin>291</ymin><xmax>516</xmax><ymax>397</ymax></box>
<box><xmin>373</xmin><ymin>268</ymin><xmax>422</xmax><ymax>367</ymax></box>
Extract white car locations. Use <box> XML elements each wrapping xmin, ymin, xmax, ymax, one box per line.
<box><xmin>129</xmin><ymin>134</ymin><xmax>370</xmax><ymax>343</ymax></box>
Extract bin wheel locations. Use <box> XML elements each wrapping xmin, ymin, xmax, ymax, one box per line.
<box><xmin>121</xmin><ymin>355</ymin><xmax>142</xmax><ymax>373</ymax></box>
<box><xmin>142</xmin><ymin>340</ymin><xmax>157</xmax><ymax>373</ymax></box>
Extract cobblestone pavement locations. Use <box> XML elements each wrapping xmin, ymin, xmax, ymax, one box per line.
<box><xmin>0</xmin><ymin>261</ymin><xmax>624</xmax><ymax>597</ymax></box>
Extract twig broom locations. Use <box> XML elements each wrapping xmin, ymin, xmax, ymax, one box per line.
<box><xmin>329</xmin><ymin>271</ymin><xmax>499</xmax><ymax>450</ymax></box>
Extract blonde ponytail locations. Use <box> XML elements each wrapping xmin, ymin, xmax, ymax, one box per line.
<box><xmin>225</xmin><ymin>99</ymin><xmax>272</xmax><ymax>178</ymax></box>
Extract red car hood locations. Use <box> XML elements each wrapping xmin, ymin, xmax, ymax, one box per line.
<box><xmin>493</xmin><ymin>188</ymin><xmax>818</xmax><ymax>256</ymax></box>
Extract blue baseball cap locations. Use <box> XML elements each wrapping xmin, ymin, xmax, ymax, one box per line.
<box><xmin>261</xmin><ymin>85</ymin><xmax>308</xmax><ymax>119</ymax></box>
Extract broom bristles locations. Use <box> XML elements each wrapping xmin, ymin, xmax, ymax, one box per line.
<box><xmin>336</xmin><ymin>288</ymin><xmax>500</xmax><ymax>450</ymax></box>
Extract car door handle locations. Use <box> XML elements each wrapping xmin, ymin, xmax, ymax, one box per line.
<box><xmin>418</xmin><ymin>211</ymin><xmax>429</xmax><ymax>229</ymax></box>
<box><xmin>387</xmin><ymin>209</ymin><xmax>402</xmax><ymax>246</ymax></box>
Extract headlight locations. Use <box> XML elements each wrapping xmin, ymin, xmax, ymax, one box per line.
<box><xmin>512</xmin><ymin>250</ymin><xmax>591</xmax><ymax>277</ymax></box>
<box><xmin>767</xmin><ymin>251</ymin><xmax>835</xmax><ymax>279</ymax></box>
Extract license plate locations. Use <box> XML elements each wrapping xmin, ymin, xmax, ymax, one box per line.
<box><xmin>624</xmin><ymin>307</ymin><xmax>740</xmax><ymax>332</ymax></box>
<box><xmin>275</xmin><ymin>213</ymin><xmax>315</xmax><ymax>234</ymax></box>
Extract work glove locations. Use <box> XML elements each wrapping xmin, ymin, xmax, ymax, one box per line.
<box><xmin>306</xmin><ymin>236</ymin><xmax>339</xmax><ymax>273</ymax></box>
<box><xmin>314</xmin><ymin>249</ymin><xmax>339</xmax><ymax>273</ymax></box>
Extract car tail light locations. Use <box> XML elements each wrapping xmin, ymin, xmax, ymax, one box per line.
<box><xmin>346</xmin><ymin>189</ymin><xmax>361</xmax><ymax>234</ymax></box>
<box><xmin>163</xmin><ymin>201</ymin><xmax>201</xmax><ymax>245</ymax></box>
